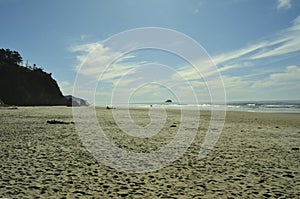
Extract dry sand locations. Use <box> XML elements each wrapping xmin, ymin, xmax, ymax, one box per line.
<box><xmin>0</xmin><ymin>106</ymin><xmax>299</xmax><ymax>198</ymax></box>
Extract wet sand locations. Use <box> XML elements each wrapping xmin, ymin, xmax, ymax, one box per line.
<box><xmin>0</xmin><ymin>107</ymin><xmax>299</xmax><ymax>198</ymax></box>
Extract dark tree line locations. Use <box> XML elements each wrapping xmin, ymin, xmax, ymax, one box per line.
<box><xmin>0</xmin><ymin>48</ymin><xmax>49</xmax><ymax>75</ymax></box>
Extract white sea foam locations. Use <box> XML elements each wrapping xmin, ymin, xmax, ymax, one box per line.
<box><xmin>122</xmin><ymin>101</ymin><xmax>300</xmax><ymax>113</ymax></box>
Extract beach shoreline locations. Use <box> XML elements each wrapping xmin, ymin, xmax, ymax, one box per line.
<box><xmin>0</xmin><ymin>107</ymin><xmax>299</xmax><ymax>198</ymax></box>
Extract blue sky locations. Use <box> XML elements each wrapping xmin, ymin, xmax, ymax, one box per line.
<box><xmin>1</xmin><ymin>0</ymin><xmax>299</xmax><ymax>104</ymax></box>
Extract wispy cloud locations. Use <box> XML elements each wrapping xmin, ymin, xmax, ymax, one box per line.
<box><xmin>213</xmin><ymin>15</ymin><xmax>300</xmax><ymax>72</ymax></box>
<box><xmin>277</xmin><ymin>0</ymin><xmax>292</xmax><ymax>10</ymax></box>
<box><xmin>169</xmin><ymin>16</ymin><xmax>300</xmax><ymax>101</ymax></box>
<box><xmin>98</xmin><ymin>63</ymin><xmax>135</xmax><ymax>83</ymax></box>
<box><xmin>251</xmin><ymin>17</ymin><xmax>300</xmax><ymax>59</ymax></box>
<box><xmin>70</xmin><ymin>42</ymin><xmax>136</xmax><ymax>77</ymax></box>
<box><xmin>70</xmin><ymin>16</ymin><xmax>300</xmax><ymax>102</ymax></box>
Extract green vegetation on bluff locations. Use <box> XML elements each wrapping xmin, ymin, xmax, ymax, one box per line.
<box><xmin>0</xmin><ymin>48</ymin><xmax>71</xmax><ymax>106</ymax></box>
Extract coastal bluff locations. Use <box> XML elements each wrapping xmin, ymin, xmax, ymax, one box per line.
<box><xmin>0</xmin><ymin>48</ymin><xmax>84</xmax><ymax>106</ymax></box>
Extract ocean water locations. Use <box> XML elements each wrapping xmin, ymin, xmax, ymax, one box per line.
<box><xmin>125</xmin><ymin>100</ymin><xmax>300</xmax><ymax>113</ymax></box>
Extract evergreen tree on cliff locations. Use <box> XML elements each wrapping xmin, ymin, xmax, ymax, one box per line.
<box><xmin>0</xmin><ymin>49</ymin><xmax>22</xmax><ymax>65</ymax></box>
<box><xmin>0</xmin><ymin>48</ymin><xmax>71</xmax><ymax>106</ymax></box>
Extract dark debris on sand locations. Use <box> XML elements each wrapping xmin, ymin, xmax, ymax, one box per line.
<box><xmin>46</xmin><ymin>120</ymin><xmax>74</xmax><ymax>125</ymax></box>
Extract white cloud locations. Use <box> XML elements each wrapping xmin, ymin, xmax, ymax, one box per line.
<box><xmin>70</xmin><ymin>41</ymin><xmax>140</xmax><ymax>80</ymax></box>
<box><xmin>213</xmin><ymin>15</ymin><xmax>300</xmax><ymax>72</ymax></box>
<box><xmin>70</xmin><ymin>42</ymin><xmax>131</xmax><ymax>77</ymax></box>
<box><xmin>252</xmin><ymin>65</ymin><xmax>300</xmax><ymax>88</ymax></box>
<box><xmin>69</xmin><ymin>42</ymin><xmax>99</xmax><ymax>54</ymax></box>
<box><xmin>277</xmin><ymin>0</ymin><xmax>292</xmax><ymax>10</ymax></box>
<box><xmin>270</xmin><ymin>65</ymin><xmax>300</xmax><ymax>81</ymax></box>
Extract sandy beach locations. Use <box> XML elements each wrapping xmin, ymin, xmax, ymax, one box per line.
<box><xmin>0</xmin><ymin>106</ymin><xmax>299</xmax><ymax>198</ymax></box>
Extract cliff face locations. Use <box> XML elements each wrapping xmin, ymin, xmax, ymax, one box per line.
<box><xmin>0</xmin><ymin>63</ymin><xmax>71</xmax><ymax>106</ymax></box>
<box><xmin>64</xmin><ymin>95</ymin><xmax>89</xmax><ymax>106</ymax></box>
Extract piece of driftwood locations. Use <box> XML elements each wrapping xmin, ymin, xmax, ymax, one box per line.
<box><xmin>46</xmin><ymin>120</ymin><xmax>74</xmax><ymax>124</ymax></box>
